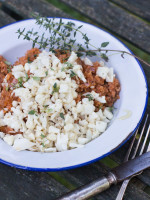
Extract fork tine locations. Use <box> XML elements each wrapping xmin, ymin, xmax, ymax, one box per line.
<box><xmin>124</xmin><ymin>129</ymin><xmax>138</xmax><ymax>162</ymax></box>
<box><xmin>131</xmin><ymin>114</ymin><xmax>149</xmax><ymax>159</ymax></box>
<box><xmin>139</xmin><ymin>123</ymin><xmax>150</xmax><ymax>155</ymax></box>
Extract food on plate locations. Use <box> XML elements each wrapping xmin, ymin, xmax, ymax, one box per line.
<box><xmin>0</xmin><ymin>48</ymin><xmax>120</xmax><ymax>152</ymax></box>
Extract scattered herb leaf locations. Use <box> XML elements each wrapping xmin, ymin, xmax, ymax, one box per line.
<box><xmin>41</xmin><ymin>143</ymin><xmax>45</xmax><ymax>147</ymax></box>
<box><xmin>43</xmin><ymin>105</ymin><xmax>49</xmax><ymax>108</ymax></box>
<box><xmin>70</xmin><ymin>70</ymin><xmax>77</xmax><ymax>78</ymax></box>
<box><xmin>109</xmin><ymin>107</ymin><xmax>114</xmax><ymax>112</ymax></box>
<box><xmin>52</xmin><ymin>83</ymin><xmax>59</xmax><ymax>94</ymax></box>
<box><xmin>101</xmin><ymin>42</ymin><xmax>109</xmax><ymax>48</ymax></box>
<box><xmin>18</xmin><ymin>77</ymin><xmax>23</xmax><ymax>87</ymax></box>
<box><xmin>25</xmin><ymin>72</ymin><xmax>29</xmax><ymax>81</ymax></box>
<box><xmin>27</xmin><ymin>56</ymin><xmax>32</xmax><ymax>63</ymax></box>
<box><xmin>4</xmin><ymin>61</ymin><xmax>11</xmax><ymax>65</ymax></box>
<box><xmin>86</xmin><ymin>94</ymin><xmax>94</xmax><ymax>101</ymax></box>
<box><xmin>60</xmin><ymin>113</ymin><xmax>65</xmax><ymax>120</ymax></box>
<box><xmin>33</xmin><ymin>76</ymin><xmax>41</xmax><ymax>81</ymax></box>
<box><xmin>28</xmin><ymin>110</ymin><xmax>36</xmax><ymax>115</ymax></box>
<box><xmin>41</xmin><ymin>134</ymin><xmax>46</xmax><ymax>138</ymax></box>
<box><xmin>46</xmin><ymin>108</ymin><xmax>53</xmax><ymax>113</ymax></box>
<box><xmin>45</xmin><ymin>71</ymin><xmax>48</xmax><ymax>76</ymax></box>
<box><xmin>5</xmin><ymin>86</ymin><xmax>9</xmax><ymax>91</ymax></box>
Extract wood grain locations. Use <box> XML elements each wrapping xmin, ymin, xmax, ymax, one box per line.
<box><xmin>60</xmin><ymin>0</ymin><xmax>150</xmax><ymax>54</ymax></box>
<box><xmin>0</xmin><ymin>163</ymin><xmax>68</xmax><ymax>200</ymax></box>
<box><xmin>57</xmin><ymin>163</ymin><xmax>150</xmax><ymax>200</ymax></box>
<box><xmin>111</xmin><ymin>0</ymin><xmax>150</xmax><ymax>22</ymax></box>
<box><xmin>2</xmin><ymin>0</ymin><xmax>71</xmax><ymax>19</ymax></box>
<box><xmin>0</xmin><ymin>9</ymin><xmax>15</xmax><ymax>27</ymax></box>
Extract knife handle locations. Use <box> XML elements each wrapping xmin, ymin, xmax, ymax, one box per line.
<box><xmin>57</xmin><ymin>172</ymin><xmax>117</xmax><ymax>200</ymax></box>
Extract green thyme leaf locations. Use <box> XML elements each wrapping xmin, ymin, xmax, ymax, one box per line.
<box><xmin>28</xmin><ymin>110</ymin><xmax>36</xmax><ymax>115</ymax></box>
<box><xmin>45</xmin><ymin>71</ymin><xmax>48</xmax><ymax>76</ymax></box>
<box><xmin>52</xmin><ymin>83</ymin><xmax>59</xmax><ymax>94</ymax></box>
<box><xmin>25</xmin><ymin>72</ymin><xmax>29</xmax><ymax>81</ymax></box>
<box><xmin>27</xmin><ymin>56</ymin><xmax>32</xmax><ymax>63</ymax></box>
<box><xmin>43</xmin><ymin>105</ymin><xmax>49</xmax><ymax>108</ymax></box>
<box><xmin>64</xmin><ymin>62</ymin><xmax>73</xmax><ymax>69</ymax></box>
<box><xmin>18</xmin><ymin>77</ymin><xmax>23</xmax><ymax>87</ymax></box>
<box><xmin>101</xmin><ymin>42</ymin><xmax>109</xmax><ymax>48</ymax></box>
<box><xmin>86</xmin><ymin>94</ymin><xmax>94</xmax><ymax>101</ymax></box>
<box><xmin>4</xmin><ymin>61</ymin><xmax>11</xmax><ymax>65</ymax></box>
<box><xmin>46</xmin><ymin>108</ymin><xmax>53</xmax><ymax>113</ymax></box>
<box><xmin>70</xmin><ymin>70</ymin><xmax>77</xmax><ymax>78</ymax></box>
<box><xmin>101</xmin><ymin>53</ymin><xmax>109</xmax><ymax>62</ymax></box>
<box><xmin>33</xmin><ymin>76</ymin><xmax>41</xmax><ymax>81</ymax></box>
<box><xmin>5</xmin><ymin>86</ymin><xmax>9</xmax><ymax>91</ymax></box>
<box><xmin>109</xmin><ymin>107</ymin><xmax>114</xmax><ymax>112</ymax></box>
<box><xmin>7</xmin><ymin>67</ymin><xmax>11</xmax><ymax>73</ymax></box>
<box><xmin>41</xmin><ymin>143</ymin><xmax>45</xmax><ymax>147</ymax></box>
<box><xmin>60</xmin><ymin>113</ymin><xmax>65</xmax><ymax>120</ymax></box>
<box><xmin>40</xmin><ymin>134</ymin><xmax>46</xmax><ymax>138</ymax></box>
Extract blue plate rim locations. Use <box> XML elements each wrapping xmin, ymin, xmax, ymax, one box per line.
<box><xmin>0</xmin><ymin>18</ymin><xmax>148</xmax><ymax>171</ymax></box>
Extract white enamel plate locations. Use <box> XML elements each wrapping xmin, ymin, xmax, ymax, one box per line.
<box><xmin>0</xmin><ymin>18</ymin><xmax>148</xmax><ymax>171</ymax></box>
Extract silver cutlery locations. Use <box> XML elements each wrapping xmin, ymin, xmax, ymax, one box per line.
<box><xmin>116</xmin><ymin>114</ymin><xmax>150</xmax><ymax>200</ymax></box>
<box><xmin>57</xmin><ymin>115</ymin><xmax>150</xmax><ymax>200</ymax></box>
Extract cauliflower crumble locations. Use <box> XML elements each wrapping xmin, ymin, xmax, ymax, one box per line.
<box><xmin>0</xmin><ymin>50</ymin><xmax>120</xmax><ymax>152</ymax></box>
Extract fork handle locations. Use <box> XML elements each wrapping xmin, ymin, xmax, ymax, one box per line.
<box><xmin>116</xmin><ymin>179</ymin><xmax>130</xmax><ymax>200</ymax></box>
<box><xmin>57</xmin><ymin>172</ymin><xmax>117</xmax><ymax>200</ymax></box>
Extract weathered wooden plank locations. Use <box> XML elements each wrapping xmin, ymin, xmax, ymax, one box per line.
<box><xmin>57</xmin><ymin>163</ymin><xmax>150</xmax><ymax>200</ymax></box>
<box><xmin>0</xmin><ymin>9</ymin><xmax>15</xmax><ymax>27</ymax></box>
<box><xmin>111</xmin><ymin>0</ymin><xmax>150</xmax><ymax>22</ymax></box>
<box><xmin>1</xmin><ymin>0</ymin><xmax>71</xmax><ymax>19</ymax></box>
<box><xmin>0</xmin><ymin>163</ymin><xmax>68</xmax><ymax>200</ymax></box>
<box><xmin>60</xmin><ymin>0</ymin><xmax>150</xmax><ymax>54</ymax></box>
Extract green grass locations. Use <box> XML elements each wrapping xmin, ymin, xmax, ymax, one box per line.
<box><xmin>48</xmin><ymin>172</ymin><xmax>76</xmax><ymax>190</ymax></box>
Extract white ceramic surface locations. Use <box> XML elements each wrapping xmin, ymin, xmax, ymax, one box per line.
<box><xmin>0</xmin><ymin>18</ymin><xmax>147</xmax><ymax>171</ymax></box>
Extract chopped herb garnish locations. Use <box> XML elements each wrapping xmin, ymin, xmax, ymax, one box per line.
<box><xmin>41</xmin><ymin>143</ymin><xmax>45</xmax><ymax>147</ymax></box>
<box><xmin>70</xmin><ymin>70</ymin><xmax>77</xmax><ymax>78</ymax></box>
<box><xmin>86</xmin><ymin>94</ymin><xmax>94</xmax><ymax>101</ymax></box>
<box><xmin>50</xmin><ymin>68</ymin><xmax>54</xmax><ymax>71</ymax></box>
<box><xmin>109</xmin><ymin>107</ymin><xmax>114</xmax><ymax>112</ymax></box>
<box><xmin>28</xmin><ymin>110</ymin><xmax>36</xmax><ymax>115</ymax></box>
<box><xmin>27</xmin><ymin>56</ymin><xmax>32</xmax><ymax>63</ymax></box>
<box><xmin>45</xmin><ymin>71</ymin><xmax>48</xmax><ymax>76</ymax></box>
<box><xmin>61</xmin><ymin>62</ymin><xmax>73</xmax><ymax>72</ymax></box>
<box><xmin>60</xmin><ymin>113</ymin><xmax>65</xmax><ymax>120</ymax></box>
<box><xmin>61</xmin><ymin>67</ymin><xmax>65</xmax><ymax>72</ymax></box>
<box><xmin>18</xmin><ymin>77</ymin><xmax>23</xmax><ymax>87</ymax></box>
<box><xmin>33</xmin><ymin>76</ymin><xmax>41</xmax><ymax>81</ymax></box>
<box><xmin>5</xmin><ymin>86</ymin><xmax>9</xmax><ymax>91</ymax></box>
<box><xmin>25</xmin><ymin>72</ymin><xmax>29</xmax><ymax>81</ymax></box>
<box><xmin>43</xmin><ymin>105</ymin><xmax>49</xmax><ymax>108</ymax></box>
<box><xmin>40</xmin><ymin>134</ymin><xmax>46</xmax><ymax>138</ymax></box>
<box><xmin>64</xmin><ymin>62</ymin><xmax>73</xmax><ymax>69</ymax></box>
<box><xmin>52</xmin><ymin>83</ymin><xmax>59</xmax><ymax>94</ymax></box>
<box><xmin>4</xmin><ymin>61</ymin><xmax>11</xmax><ymax>65</ymax></box>
<box><xmin>46</xmin><ymin>108</ymin><xmax>53</xmax><ymax>113</ymax></box>
<box><xmin>62</xmin><ymin>57</ymin><xmax>68</xmax><ymax>62</ymax></box>
<box><xmin>7</xmin><ymin>66</ymin><xmax>11</xmax><ymax>73</ymax></box>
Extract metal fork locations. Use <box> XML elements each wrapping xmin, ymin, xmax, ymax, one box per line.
<box><xmin>116</xmin><ymin>114</ymin><xmax>150</xmax><ymax>200</ymax></box>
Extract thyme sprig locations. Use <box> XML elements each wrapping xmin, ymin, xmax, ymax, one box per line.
<box><xmin>16</xmin><ymin>14</ymin><xmax>150</xmax><ymax>67</ymax></box>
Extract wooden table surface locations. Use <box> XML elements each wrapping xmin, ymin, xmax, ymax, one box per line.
<box><xmin>0</xmin><ymin>0</ymin><xmax>150</xmax><ymax>199</ymax></box>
